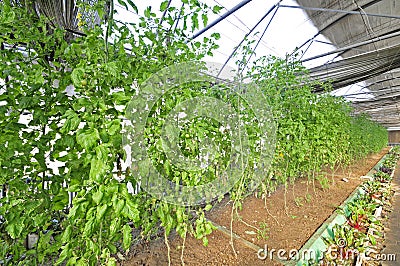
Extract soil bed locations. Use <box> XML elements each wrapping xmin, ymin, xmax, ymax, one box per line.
<box><xmin>123</xmin><ymin>147</ymin><xmax>390</xmax><ymax>266</ymax></box>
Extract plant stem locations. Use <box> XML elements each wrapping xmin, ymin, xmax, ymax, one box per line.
<box><xmin>264</xmin><ymin>197</ymin><xmax>281</xmax><ymax>226</ymax></box>
<box><xmin>230</xmin><ymin>202</ymin><xmax>237</xmax><ymax>257</ymax></box>
<box><xmin>180</xmin><ymin>228</ymin><xmax>186</xmax><ymax>266</ymax></box>
<box><xmin>164</xmin><ymin>230</ymin><xmax>171</xmax><ymax>266</ymax></box>
<box><xmin>284</xmin><ymin>182</ymin><xmax>289</xmax><ymax>216</ymax></box>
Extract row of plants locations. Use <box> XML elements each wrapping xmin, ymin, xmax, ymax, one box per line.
<box><xmin>0</xmin><ymin>0</ymin><xmax>389</xmax><ymax>265</ymax></box>
<box><xmin>318</xmin><ymin>146</ymin><xmax>400</xmax><ymax>265</ymax></box>
<box><xmin>247</xmin><ymin>56</ymin><xmax>388</xmax><ymax>195</ymax></box>
<box><xmin>0</xmin><ymin>1</ymin><xmax>223</xmax><ymax>265</ymax></box>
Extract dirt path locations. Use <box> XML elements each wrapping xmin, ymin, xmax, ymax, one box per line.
<box><xmin>123</xmin><ymin>147</ymin><xmax>390</xmax><ymax>266</ymax></box>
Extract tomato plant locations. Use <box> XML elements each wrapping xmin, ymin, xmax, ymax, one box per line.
<box><xmin>0</xmin><ymin>1</ymin><xmax>223</xmax><ymax>264</ymax></box>
<box><xmin>0</xmin><ymin>0</ymin><xmax>389</xmax><ymax>265</ymax></box>
<box><xmin>246</xmin><ymin>55</ymin><xmax>387</xmax><ymax>194</ymax></box>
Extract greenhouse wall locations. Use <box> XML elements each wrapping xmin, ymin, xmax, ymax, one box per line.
<box><xmin>388</xmin><ymin>129</ymin><xmax>400</xmax><ymax>145</ymax></box>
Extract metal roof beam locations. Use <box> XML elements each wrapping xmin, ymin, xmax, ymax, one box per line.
<box><xmin>302</xmin><ymin>30</ymin><xmax>400</xmax><ymax>62</ymax></box>
<box><xmin>190</xmin><ymin>0</ymin><xmax>253</xmax><ymax>40</ymax></box>
<box><xmin>280</xmin><ymin>5</ymin><xmax>400</xmax><ymax>20</ymax></box>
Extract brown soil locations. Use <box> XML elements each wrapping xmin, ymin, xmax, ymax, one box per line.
<box><xmin>123</xmin><ymin>147</ymin><xmax>390</xmax><ymax>266</ymax></box>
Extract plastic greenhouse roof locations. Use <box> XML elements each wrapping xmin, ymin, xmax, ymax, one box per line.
<box><xmin>294</xmin><ymin>0</ymin><xmax>400</xmax><ymax>127</ymax></box>
<box><xmin>139</xmin><ymin>0</ymin><xmax>400</xmax><ymax>127</ymax></box>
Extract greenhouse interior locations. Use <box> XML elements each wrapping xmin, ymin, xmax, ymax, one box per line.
<box><xmin>1</xmin><ymin>0</ymin><xmax>400</xmax><ymax>265</ymax></box>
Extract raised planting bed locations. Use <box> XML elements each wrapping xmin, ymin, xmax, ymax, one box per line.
<box><xmin>291</xmin><ymin>146</ymin><xmax>400</xmax><ymax>266</ymax></box>
<box><xmin>123</xmin><ymin>148</ymin><xmax>391</xmax><ymax>266</ymax></box>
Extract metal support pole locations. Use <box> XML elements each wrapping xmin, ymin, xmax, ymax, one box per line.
<box><xmin>190</xmin><ymin>0</ymin><xmax>253</xmax><ymax>40</ymax></box>
<box><xmin>217</xmin><ymin>0</ymin><xmax>282</xmax><ymax>77</ymax></box>
<box><xmin>243</xmin><ymin>5</ymin><xmax>280</xmax><ymax>72</ymax></box>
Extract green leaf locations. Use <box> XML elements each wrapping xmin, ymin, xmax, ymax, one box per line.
<box><xmin>74</xmin><ymin>97</ymin><xmax>91</xmax><ymax>111</ymax></box>
<box><xmin>83</xmin><ymin>218</ymin><xmax>95</xmax><ymax>237</ymax></box>
<box><xmin>122</xmin><ymin>224</ymin><xmax>132</xmax><ymax>251</ymax></box>
<box><xmin>122</xmin><ymin>200</ymin><xmax>139</xmax><ymax>222</ymax></box>
<box><xmin>68</xmin><ymin>204</ymin><xmax>82</xmax><ymax>220</ymax></box>
<box><xmin>5</xmin><ymin>222</ymin><xmax>22</xmax><ymax>239</ymax></box>
<box><xmin>76</xmin><ymin>128</ymin><xmax>100</xmax><ymax>150</ymax></box>
<box><xmin>126</xmin><ymin>0</ymin><xmax>138</xmax><ymax>13</ymax></box>
<box><xmin>67</xmin><ymin>184</ymin><xmax>81</xmax><ymax>192</ymax></box>
<box><xmin>33</xmin><ymin>213</ymin><xmax>46</xmax><ymax>227</ymax></box>
<box><xmin>107</xmin><ymin>119</ymin><xmax>121</xmax><ymax>136</ymax></box>
<box><xmin>55</xmin><ymin>244</ymin><xmax>70</xmax><ymax>265</ymax></box>
<box><xmin>114</xmin><ymin>199</ymin><xmax>125</xmax><ymax>215</ymax></box>
<box><xmin>1</xmin><ymin>5</ymin><xmax>16</xmax><ymax>24</ymax></box>
<box><xmin>76</xmin><ymin>258</ymin><xmax>87</xmax><ymax>266</ymax></box>
<box><xmin>109</xmin><ymin>218</ymin><xmax>120</xmax><ymax>236</ymax></box>
<box><xmin>92</xmin><ymin>190</ymin><xmax>103</xmax><ymax>205</ymax></box>
<box><xmin>66</xmin><ymin>257</ymin><xmax>78</xmax><ymax>266</ymax></box>
<box><xmin>100</xmin><ymin>129</ymin><xmax>110</xmax><ymax>143</ymax></box>
<box><xmin>192</xmin><ymin>13</ymin><xmax>199</xmax><ymax>30</ymax></box>
<box><xmin>368</xmin><ymin>234</ymin><xmax>376</xmax><ymax>245</ymax></box>
<box><xmin>204</xmin><ymin>222</ymin><xmax>213</xmax><ymax>234</ymax></box>
<box><xmin>107</xmin><ymin>184</ymin><xmax>119</xmax><ymax>194</ymax></box>
<box><xmin>160</xmin><ymin>1</ymin><xmax>169</xmax><ymax>11</ymax></box>
<box><xmin>107</xmin><ymin>257</ymin><xmax>117</xmax><ymax>266</ymax></box>
<box><xmin>144</xmin><ymin>7</ymin><xmax>151</xmax><ymax>18</ymax></box>
<box><xmin>105</xmin><ymin>62</ymin><xmax>118</xmax><ymax>77</ymax></box>
<box><xmin>201</xmin><ymin>13</ymin><xmax>208</xmax><ymax>27</ymax></box>
<box><xmin>86</xmin><ymin>207</ymin><xmax>96</xmax><ymax>220</ymax></box>
<box><xmin>71</xmin><ymin>68</ymin><xmax>85</xmax><ymax>87</ymax></box>
<box><xmin>62</xmin><ymin>225</ymin><xmax>72</xmax><ymax>243</ymax></box>
<box><xmin>117</xmin><ymin>0</ymin><xmax>129</xmax><ymax>10</ymax></box>
<box><xmin>24</xmin><ymin>200</ymin><xmax>43</xmax><ymax>215</ymax></box>
<box><xmin>204</xmin><ymin>204</ymin><xmax>212</xmax><ymax>211</ymax></box>
<box><xmin>212</xmin><ymin>5</ymin><xmax>223</xmax><ymax>14</ymax></box>
<box><xmin>211</xmin><ymin>32</ymin><xmax>221</xmax><ymax>40</ymax></box>
<box><xmin>112</xmin><ymin>91</ymin><xmax>130</xmax><ymax>105</ymax></box>
<box><xmin>327</xmin><ymin>227</ymin><xmax>334</xmax><ymax>240</ymax></box>
<box><xmin>19</xmin><ymin>96</ymin><xmax>35</xmax><ymax>109</ymax></box>
<box><xmin>53</xmin><ymin>190</ymin><xmax>69</xmax><ymax>211</ymax></box>
<box><xmin>96</xmin><ymin>204</ymin><xmax>108</xmax><ymax>220</ymax></box>
<box><xmin>202</xmin><ymin>237</ymin><xmax>209</xmax><ymax>246</ymax></box>
<box><xmin>108</xmin><ymin>243</ymin><xmax>117</xmax><ymax>254</ymax></box>
<box><xmin>95</xmin><ymin>144</ymin><xmax>109</xmax><ymax>161</ymax></box>
<box><xmin>89</xmin><ymin>158</ymin><xmax>107</xmax><ymax>183</ymax></box>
